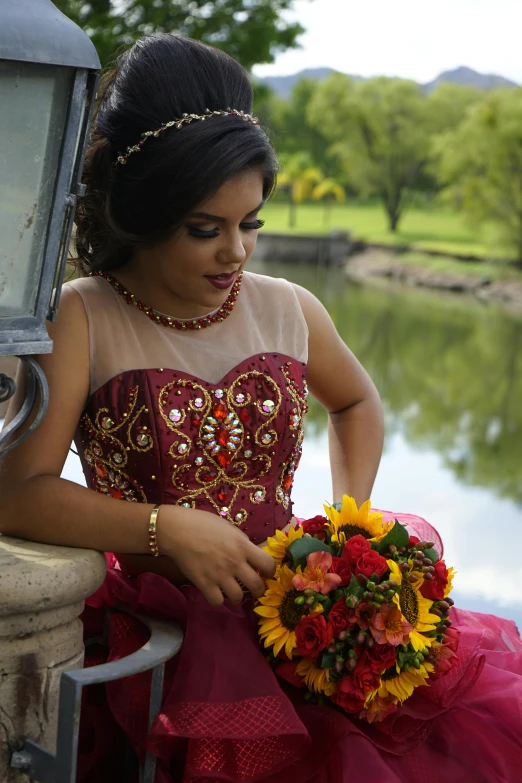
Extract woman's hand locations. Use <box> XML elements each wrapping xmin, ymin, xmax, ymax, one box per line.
<box><xmin>157</xmin><ymin>505</ymin><xmax>276</xmax><ymax>606</ymax></box>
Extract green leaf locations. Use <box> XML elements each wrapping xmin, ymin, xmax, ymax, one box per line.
<box><xmin>375</xmin><ymin>521</ymin><xmax>409</xmax><ymax>554</ymax></box>
<box><xmin>288</xmin><ymin>537</ymin><xmax>332</xmax><ymax>570</ymax></box>
<box><xmin>423</xmin><ymin>547</ymin><xmax>440</xmax><ymax>564</ymax></box>
<box><xmin>320</xmin><ymin>652</ymin><xmax>336</xmax><ymax>669</ymax></box>
<box><xmin>332</xmin><ymin>501</ymin><xmax>342</xmax><ymax>512</ymax></box>
<box><xmin>322</xmin><ymin>597</ymin><xmax>332</xmax><ymax>614</ymax></box>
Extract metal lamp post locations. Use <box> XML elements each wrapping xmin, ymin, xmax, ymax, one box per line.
<box><xmin>0</xmin><ymin>0</ymin><xmax>100</xmax><ymax>455</ymax></box>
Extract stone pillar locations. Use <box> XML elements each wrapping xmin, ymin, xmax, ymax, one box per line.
<box><xmin>0</xmin><ymin>536</ymin><xmax>106</xmax><ymax>782</ymax></box>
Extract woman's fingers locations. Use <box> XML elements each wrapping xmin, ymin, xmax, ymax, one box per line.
<box><xmin>235</xmin><ymin>564</ymin><xmax>266</xmax><ymax>599</ymax></box>
<box><xmin>247</xmin><ymin>544</ymin><xmax>276</xmax><ymax>579</ymax></box>
<box><xmin>220</xmin><ymin>577</ymin><xmax>245</xmax><ymax>606</ymax></box>
<box><xmin>198</xmin><ymin>582</ymin><xmax>225</xmax><ymax>607</ymax></box>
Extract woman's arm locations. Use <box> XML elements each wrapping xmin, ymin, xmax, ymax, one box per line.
<box><xmin>0</xmin><ymin>287</ymin><xmax>274</xmax><ymax>604</ymax></box>
<box><xmin>293</xmin><ymin>284</ymin><xmax>384</xmax><ymax>506</ymax></box>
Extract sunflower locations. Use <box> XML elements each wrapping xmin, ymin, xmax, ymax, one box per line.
<box><xmin>374</xmin><ymin>660</ymin><xmax>434</xmax><ymax>703</ymax></box>
<box><xmin>387</xmin><ymin>560</ymin><xmax>440</xmax><ymax>652</ymax></box>
<box><xmin>444</xmin><ymin>566</ymin><xmax>456</xmax><ymax>598</ymax></box>
<box><xmin>254</xmin><ymin>565</ymin><xmax>308</xmax><ymax>659</ymax></box>
<box><xmin>262</xmin><ymin>525</ymin><xmax>304</xmax><ymax>566</ymax></box>
<box><xmin>296</xmin><ymin>657</ymin><xmax>337</xmax><ymax>696</ymax></box>
<box><xmin>324</xmin><ymin>496</ymin><xmax>393</xmax><ymax>545</ymax></box>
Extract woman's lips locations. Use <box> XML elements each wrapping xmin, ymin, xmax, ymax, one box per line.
<box><xmin>205</xmin><ymin>272</ymin><xmax>237</xmax><ymax>290</ymax></box>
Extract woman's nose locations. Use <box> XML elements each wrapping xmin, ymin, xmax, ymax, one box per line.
<box><xmin>216</xmin><ymin>229</ymin><xmax>247</xmax><ymax>267</ymax></box>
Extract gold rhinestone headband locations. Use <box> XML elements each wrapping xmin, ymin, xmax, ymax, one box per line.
<box><xmin>115</xmin><ymin>108</ymin><xmax>260</xmax><ymax>166</ymax></box>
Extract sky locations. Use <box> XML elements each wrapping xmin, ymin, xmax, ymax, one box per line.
<box><xmin>253</xmin><ymin>0</ymin><xmax>522</xmax><ymax>84</ymax></box>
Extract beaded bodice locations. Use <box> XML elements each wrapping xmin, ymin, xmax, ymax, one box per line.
<box><xmin>69</xmin><ymin>272</ymin><xmax>309</xmax><ymax>543</ymax></box>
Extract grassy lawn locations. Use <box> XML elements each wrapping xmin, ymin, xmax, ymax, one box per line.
<box><xmin>400</xmin><ymin>252</ymin><xmax>522</xmax><ymax>282</ymax></box>
<box><xmin>262</xmin><ymin>201</ymin><xmax>504</xmax><ymax>260</ymax></box>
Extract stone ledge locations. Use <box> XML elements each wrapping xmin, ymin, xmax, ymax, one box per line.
<box><xmin>0</xmin><ymin>537</ymin><xmax>106</xmax><ymax>616</ymax></box>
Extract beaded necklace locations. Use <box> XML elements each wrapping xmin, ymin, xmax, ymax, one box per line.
<box><xmin>94</xmin><ymin>271</ymin><xmax>242</xmax><ymax>331</ymax></box>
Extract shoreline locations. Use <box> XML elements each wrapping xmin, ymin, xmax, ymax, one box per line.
<box><xmin>345</xmin><ymin>249</ymin><xmax>522</xmax><ymax>313</ymax></box>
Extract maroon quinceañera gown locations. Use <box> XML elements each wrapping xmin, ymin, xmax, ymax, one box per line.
<box><xmin>69</xmin><ymin>271</ymin><xmax>522</xmax><ymax>783</ymax></box>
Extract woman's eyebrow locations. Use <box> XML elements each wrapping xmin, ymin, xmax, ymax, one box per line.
<box><xmin>188</xmin><ymin>202</ymin><xmax>264</xmax><ymax>222</ymax></box>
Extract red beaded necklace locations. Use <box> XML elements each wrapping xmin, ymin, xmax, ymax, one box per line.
<box><xmin>94</xmin><ymin>271</ymin><xmax>242</xmax><ymax>331</ymax></box>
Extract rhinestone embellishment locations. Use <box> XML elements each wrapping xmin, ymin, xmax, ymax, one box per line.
<box><xmin>262</xmin><ymin>399</ymin><xmax>275</xmax><ymax>413</ymax></box>
<box><xmin>194</xmin><ymin>398</ymin><xmax>204</xmax><ymax>409</ymax></box>
<box><xmin>94</xmin><ymin>271</ymin><xmax>242</xmax><ymax>332</ymax></box>
<box><xmin>169</xmin><ymin>409</ymin><xmax>182</xmax><ymax>423</ymax></box>
<box><xmin>101</xmin><ymin>416</ymin><xmax>114</xmax><ymax>430</ymax></box>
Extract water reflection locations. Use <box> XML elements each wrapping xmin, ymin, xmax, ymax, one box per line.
<box><xmin>251</xmin><ymin>260</ymin><xmax>522</xmax><ymax>628</ymax></box>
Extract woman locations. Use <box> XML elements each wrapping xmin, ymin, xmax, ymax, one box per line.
<box><xmin>1</xmin><ymin>33</ymin><xmax>520</xmax><ymax>783</ymax></box>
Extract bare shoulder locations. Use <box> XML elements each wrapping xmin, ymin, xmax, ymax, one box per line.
<box><xmin>290</xmin><ymin>282</ymin><xmax>341</xmax><ymax>339</ymax></box>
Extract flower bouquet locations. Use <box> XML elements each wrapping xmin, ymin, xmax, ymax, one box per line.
<box><xmin>256</xmin><ymin>497</ymin><xmax>458</xmax><ymax>723</ymax></box>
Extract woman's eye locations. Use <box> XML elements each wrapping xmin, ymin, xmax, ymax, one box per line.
<box><xmin>241</xmin><ymin>219</ymin><xmax>265</xmax><ymax>231</ymax></box>
<box><xmin>187</xmin><ymin>227</ymin><xmax>220</xmax><ymax>240</ymax></box>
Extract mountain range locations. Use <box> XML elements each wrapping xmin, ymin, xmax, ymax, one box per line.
<box><xmin>260</xmin><ymin>66</ymin><xmax>518</xmax><ymax>99</ymax></box>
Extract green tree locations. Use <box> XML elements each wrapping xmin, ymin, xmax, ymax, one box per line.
<box><xmin>54</xmin><ymin>0</ymin><xmax>308</xmax><ymax>70</ymax></box>
<box><xmin>272</xmin><ymin>79</ymin><xmax>335</xmax><ymax>173</ymax></box>
<box><xmin>308</xmin><ymin>74</ymin><xmax>431</xmax><ymax>232</ymax></box>
<box><xmin>277</xmin><ymin>152</ymin><xmax>323</xmax><ymax>228</ymax></box>
<box><xmin>426</xmin><ymin>82</ymin><xmax>482</xmax><ymax>134</ymax></box>
<box><xmin>434</xmin><ymin>88</ymin><xmax>522</xmax><ymax>266</ymax></box>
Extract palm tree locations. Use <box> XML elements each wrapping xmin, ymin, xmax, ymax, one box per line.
<box><xmin>312</xmin><ymin>179</ymin><xmax>346</xmax><ymax>229</ymax></box>
<box><xmin>278</xmin><ymin>152</ymin><xmax>324</xmax><ymax>228</ymax></box>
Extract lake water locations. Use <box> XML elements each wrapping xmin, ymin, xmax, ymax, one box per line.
<box><xmin>56</xmin><ymin>261</ymin><xmax>522</xmax><ymax>629</ymax></box>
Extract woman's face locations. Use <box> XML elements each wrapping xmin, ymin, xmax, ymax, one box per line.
<box><xmin>132</xmin><ymin>168</ymin><xmax>265</xmax><ymax>317</ymax></box>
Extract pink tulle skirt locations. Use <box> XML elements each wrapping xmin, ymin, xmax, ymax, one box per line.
<box><xmin>78</xmin><ymin>513</ymin><xmax>522</xmax><ymax>782</ymax></box>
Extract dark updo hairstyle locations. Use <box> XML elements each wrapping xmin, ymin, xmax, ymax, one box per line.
<box><xmin>75</xmin><ymin>34</ymin><xmax>277</xmax><ymax>275</ymax></box>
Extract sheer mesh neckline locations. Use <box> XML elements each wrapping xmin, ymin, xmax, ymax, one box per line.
<box><xmin>93</xmin><ymin>270</ymin><xmax>242</xmax><ymax>330</ymax></box>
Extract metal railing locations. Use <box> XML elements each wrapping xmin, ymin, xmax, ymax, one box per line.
<box><xmin>11</xmin><ymin>606</ymin><xmax>183</xmax><ymax>783</ymax></box>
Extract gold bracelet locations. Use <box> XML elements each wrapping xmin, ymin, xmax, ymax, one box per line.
<box><xmin>148</xmin><ymin>505</ymin><xmax>161</xmax><ymax>557</ymax></box>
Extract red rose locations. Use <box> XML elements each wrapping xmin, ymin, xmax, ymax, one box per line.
<box><xmin>330</xmin><ymin>556</ymin><xmax>352</xmax><ymax>586</ymax></box>
<box><xmin>342</xmin><ymin>535</ymin><xmax>371</xmax><ymax>566</ymax></box>
<box><xmin>366</xmin><ymin>643</ymin><xmax>397</xmax><ymax>674</ymax></box>
<box><xmin>302</xmin><ymin>515</ymin><xmax>328</xmax><ymax>541</ymax></box>
<box><xmin>331</xmin><ymin>676</ymin><xmax>366</xmax><ymax>714</ymax></box>
<box><xmin>329</xmin><ymin>599</ymin><xmax>355</xmax><ymax>637</ymax></box>
<box><xmin>444</xmin><ymin>626</ymin><xmax>460</xmax><ymax>652</ymax></box>
<box><xmin>408</xmin><ymin>535</ymin><xmax>420</xmax><ymax>547</ymax></box>
<box><xmin>420</xmin><ymin>560</ymin><xmax>449</xmax><ymax>601</ymax></box>
<box><xmin>352</xmin><ymin>654</ymin><xmax>381</xmax><ymax>695</ymax></box>
<box><xmin>354</xmin><ymin>601</ymin><xmax>377</xmax><ymax>630</ymax></box>
<box><xmin>354</xmin><ymin>550</ymin><xmax>388</xmax><ymax>580</ymax></box>
<box><xmin>295</xmin><ymin>614</ymin><xmax>333</xmax><ymax>659</ymax></box>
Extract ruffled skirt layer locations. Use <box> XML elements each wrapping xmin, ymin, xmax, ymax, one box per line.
<box><xmin>78</xmin><ymin>514</ymin><xmax>522</xmax><ymax>783</ymax></box>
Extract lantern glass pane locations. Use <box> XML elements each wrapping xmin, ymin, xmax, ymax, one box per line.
<box><xmin>0</xmin><ymin>61</ymin><xmax>73</xmax><ymax>318</ymax></box>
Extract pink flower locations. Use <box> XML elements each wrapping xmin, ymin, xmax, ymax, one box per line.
<box><xmin>370</xmin><ymin>604</ymin><xmax>413</xmax><ymax>646</ymax></box>
<box><xmin>292</xmin><ymin>551</ymin><xmax>342</xmax><ymax>595</ymax></box>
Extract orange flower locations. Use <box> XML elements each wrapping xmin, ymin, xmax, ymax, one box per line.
<box><xmin>292</xmin><ymin>551</ymin><xmax>342</xmax><ymax>595</ymax></box>
<box><xmin>363</xmin><ymin>693</ymin><xmax>399</xmax><ymax>724</ymax></box>
<box><xmin>370</xmin><ymin>604</ymin><xmax>412</xmax><ymax>646</ymax></box>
